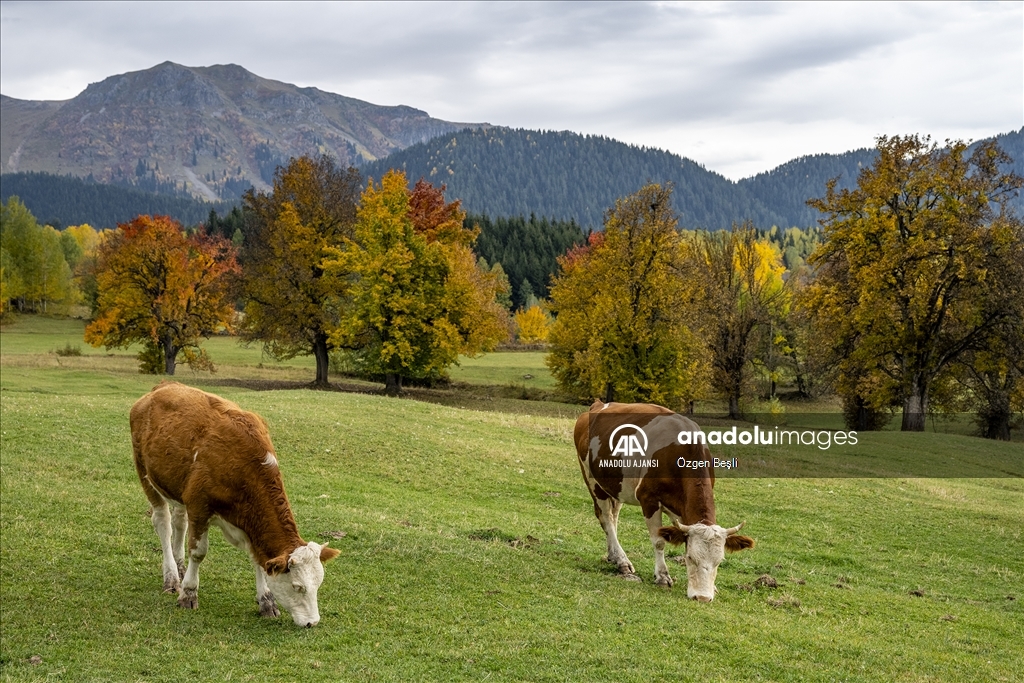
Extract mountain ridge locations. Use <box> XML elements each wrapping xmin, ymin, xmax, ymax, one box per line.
<box><xmin>4</xmin><ymin>62</ymin><xmax>1019</xmax><ymax>228</ymax></box>
<box><xmin>1</xmin><ymin>61</ymin><xmax>484</xmax><ymax>201</ymax></box>
<box><xmin>364</xmin><ymin>127</ymin><xmax>1023</xmax><ymax>229</ymax></box>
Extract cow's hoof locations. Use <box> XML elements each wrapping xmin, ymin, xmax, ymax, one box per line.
<box><xmin>620</xmin><ymin>573</ymin><xmax>643</xmax><ymax>583</ymax></box>
<box><xmin>163</xmin><ymin>577</ymin><xmax>180</xmax><ymax>594</ymax></box>
<box><xmin>258</xmin><ymin>594</ymin><xmax>280</xmax><ymax>618</ymax></box>
<box><xmin>655</xmin><ymin>574</ymin><xmax>674</xmax><ymax>588</ymax></box>
<box><xmin>617</xmin><ymin>563</ymin><xmax>636</xmax><ymax>575</ymax></box>
<box><xmin>177</xmin><ymin>588</ymin><xmax>198</xmax><ymax>609</ymax></box>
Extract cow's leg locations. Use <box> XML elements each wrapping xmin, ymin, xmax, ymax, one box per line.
<box><xmin>254</xmin><ymin>563</ymin><xmax>280</xmax><ymax>618</ymax></box>
<box><xmin>178</xmin><ymin>515</ymin><xmax>210</xmax><ymax>610</ymax></box>
<box><xmin>644</xmin><ymin>506</ymin><xmax>673</xmax><ymax>587</ymax></box>
<box><xmin>170</xmin><ymin>504</ymin><xmax>188</xmax><ymax>579</ymax></box>
<box><xmin>150</xmin><ymin>501</ymin><xmax>181</xmax><ymax>593</ymax></box>
<box><xmin>595</xmin><ymin>496</ymin><xmax>635</xmax><ymax>575</ymax></box>
<box><xmin>134</xmin><ymin>456</ymin><xmax>181</xmax><ymax>593</ymax></box>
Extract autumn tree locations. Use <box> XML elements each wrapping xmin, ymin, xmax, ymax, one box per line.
<box><xmin>85</xmin><ymin>215</ymin><xmax>238</xmax><ymax>374</ymax></box>
<box><xmin>933</xmin><ymin>216</ymin><xmax>1024</xmax><ymax>439</ymax></box>
<box><xmin>515</xmin><ymin>305</ymin><xmax>551</xmax><ymax>343</ymax></box>
<box><xmin>329</xmin><ymin>173</ymin><xmax>507</xmax><ymax>395</ymax></box>
<box><xmin>238</xmin><ymin>155</ymin><xmax>361</xmax><ymax>386</ymax></box>
<box><xmin>1</xmin><ymin>197</ymin><xmax>78</xmax><ymax>313</ymax></box>
<box><xmin>804</xmin><ymin>135</ymin><xmax>1024</xmax><ymax>431</ymax></box>
<box><xmin>687</xmin><ymin>224</ymin><xmax>790</xmax><ymax>418</ymax></box>
<box><xmin>547</xmin><ymin>184</ymin><xmax>706</xmax><ymax>407</ymax></box>
<box><xmin>63</xmin><ymin>223</ymin><xmax>104</xmax><ymax>312</ymax></box>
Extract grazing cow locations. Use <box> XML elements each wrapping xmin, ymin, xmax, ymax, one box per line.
<box><xmin>130</xmin><ymin>382</ymin><xmax>340</xmax><ymax>627</ymax></box>
<box><xmin>574</xmin><ymin>401</ymin><xmax>754</xmax><ymax>601</ymax></box>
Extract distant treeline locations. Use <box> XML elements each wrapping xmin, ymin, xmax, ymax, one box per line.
<box><xmin>0</xmin><ymin>172</ymin><xmax>236</xmax><ymax>229</ymax></box>
<box><xmin>465</xmin><ymin>212</ymin><xmax>821</xmax><ymax>311</ymax></box>
<box><xmin>468</xmin><ymin>213</ymin><xmax>586</xmax><ymax>309</ymax></box>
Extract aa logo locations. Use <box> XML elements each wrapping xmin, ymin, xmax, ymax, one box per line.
<box><xmin>609</xmin><ymin>424</ymin><xmax>648</xmax><ymax>458</ymax></box>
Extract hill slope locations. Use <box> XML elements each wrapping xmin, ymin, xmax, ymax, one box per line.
<box><xmin>365</xmin><ymin>127</ymin><xmax>1024</xmax><ymax>229</ymax></box>
<box><xmin>1</xmin><ymin>62</ymin><xmax>482</xmax><ymax>201</ymax></box>
<box><xmin>362</xmin><ymin>128</ymin><xmax>788</xmax><ymax>230</ymax></box>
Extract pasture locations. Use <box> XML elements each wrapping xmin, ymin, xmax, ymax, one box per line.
<box><xmin>1</xmin><ymin>317</ymin><xmax>1022</xmax><ymax>682</ymax></box>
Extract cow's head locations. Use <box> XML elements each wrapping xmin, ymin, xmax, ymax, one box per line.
<box><xmin>264</xmin><ymin>542</ymin><xmax>341</xmax><ymax>627</ymax></box>
<box><xmin>659</xmin><ymin>522</ymin><xmax>754</xmax><ymax>602</ymax></box>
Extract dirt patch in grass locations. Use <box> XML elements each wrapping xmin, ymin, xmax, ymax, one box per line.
<box><xmin>468</xmin><ymin>528</ymin><xmax>540</xmax><ymax>549</ymax></box>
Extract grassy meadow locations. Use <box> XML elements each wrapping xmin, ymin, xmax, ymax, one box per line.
<box><xmin>1</xmin><ymin>316</ymin><xmax>1022</xmax><ymax>682</ymax></box>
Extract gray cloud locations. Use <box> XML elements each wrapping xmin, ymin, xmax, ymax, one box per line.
<box><xmin>1</xmin><ymin>0</ymin><xmax>1020</xmax><ymax>178</ymax></box>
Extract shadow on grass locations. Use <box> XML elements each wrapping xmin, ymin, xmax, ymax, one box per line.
<box><xmin>195</xmin><ymin>376</ymin><xmax>588</xmax><ymax>419</ymax></box>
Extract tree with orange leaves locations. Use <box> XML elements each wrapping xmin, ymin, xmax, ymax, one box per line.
<box><xmin>85</xmin><ymin>215</ymin><xmax>238</xmax><ymax>375</ymax></box>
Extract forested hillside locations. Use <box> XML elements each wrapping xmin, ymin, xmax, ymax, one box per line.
<box><xmin>365</xmin><ymin>127</ymin><xmax>1024</xmax><ymax>229</ymax></box>
<box><xmin>362</xmin><ymin>128</ymin><xmax>787</xmax><ymax>230</ymax></box>
<box><xmin>736</xmin><ymin>149</ymin><xmax>875</xmax><ymax>228</ymax></box>
<box><xmin>0</xmin><ymin>172</ymin><xmax>233</xmax><ymax>228</ymax></box>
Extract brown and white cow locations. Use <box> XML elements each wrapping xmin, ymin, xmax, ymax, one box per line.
<box><xmin>130</xmin><ymin>382</ymin><xmax>340</xmax><ymax>627</ymax></box>
<box><xmin>574</xmin><ymin>401</ymin><xmax>754</xmax><ymax>601</ymax></box>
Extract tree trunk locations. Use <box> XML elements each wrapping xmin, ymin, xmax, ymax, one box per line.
<box><xmin>794</xmin><ymin>371</ymin><xmax>808</xmax><ymax>399</ymax></box>
<box><xmin>854</xmin><ymin>399</ymin><xmax>870</xmax><ymax>432</ymax></box>
<box><xmin>979</xmin><ymin>378</ymin><xmax>1012</xmax><ymax>440</ymax></box>
<box><xmin>901</xmin><ymin>379</ymin><xmax>928</xmax><ymax>431</ymax></box>
<box><xmin>162</xmin><ymin>335</ymin><xmax>177</xmax><ymax>376</ymax></box>
<box><xmin>981</xmin><ymin>410</ymin><xmax>1012</xmax><ymax>441</ymax></box>
<box><xmin>728</xmin><ymin>394</ymin><xmax>741</xmax><ymax>420</ymax></box>
<box><xmin>384</xmin><ymin>373</ymin><xmax>403</xmax><ymax>396</ymax></box>
<box><xmin>603</xmin><ymin>383</ymin><xmax>615</xmax><ymax>404</ymax></box>
<box><xmin>312</xmin><ymin>332</ymin><xmax>330</xmax><ymax>388</ymax></box>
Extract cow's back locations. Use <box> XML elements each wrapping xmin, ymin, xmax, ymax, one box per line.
<box><xmin>574</xmin><ymin>400</ymin><xmax>675</xmax><ymax>460</ymax></box>
<box><xmin>130</xmin><ymin>382</ymin><xmax>273</xmax><ymax>504</ymax></box>
<box><xmin>575</xmin><ymin>401</ymin><xmax>717</xmax><ymax>522</ymax></box>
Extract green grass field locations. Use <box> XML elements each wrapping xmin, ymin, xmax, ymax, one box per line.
<box><xmin>1</xmin><ymin>317</ymin><xmax>1022</xmax><ymax>682</ymax></box>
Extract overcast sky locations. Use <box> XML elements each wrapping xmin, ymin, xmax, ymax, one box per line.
<box><xmin>1</xmin><ymin>1</ymin><xmax>1021</xmax><ymax>179</ymax></box>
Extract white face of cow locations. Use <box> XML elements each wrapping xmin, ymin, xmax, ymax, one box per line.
<box><xmin>266</xmin><ymin>542</ymin><xmax>328</xmax><ymax>627</ymax></box>
<box><xmin>680</xmin><ymin>523</ymin><xmax>744</xmax><ymax>602</ymax></box>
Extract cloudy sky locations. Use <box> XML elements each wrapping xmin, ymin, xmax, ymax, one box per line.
<box><xmin>1</xmin><ymin>1</ymin><xmax>1020</xmax><ymax>179</ymax></box>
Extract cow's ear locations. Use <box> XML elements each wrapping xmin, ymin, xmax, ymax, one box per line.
<box><xmin>265</xmin><ymin>553</ymin><xmax>290</xmax><ymax>575</ymax></box>
<box><xmin>320</xmin><ymin>544</ymin><xmax>341</xmax><ymax>563</ymax></box>
<box><xmin>658</xmin><ymin>526</ymin><xmax>687</xmax><ymax>546</ymax></box>
<box><xmin>725</xmin><ymin>535</ymin><xmax>755</xmax><ymax>552</ymax></box>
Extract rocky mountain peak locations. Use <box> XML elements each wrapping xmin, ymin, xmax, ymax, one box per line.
<box><xmin>1</xmin><ymin>62</ymin><xmax>484</xmax><ymax>201</ymax></box>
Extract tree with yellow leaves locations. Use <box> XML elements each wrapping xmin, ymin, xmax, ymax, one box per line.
<box><xmin>237</xmin><ymin>155</ymin><xmax>362</xmax><ymax>387</ymax></box>
<box><xmin>688</xmin><ymin>223</ymin><xmax>790</xmax><ymax>418</ymax></box>
<box><xmin>804</xmin><ymin>135</ymin><xmax>1023</xmax><ymax>432</ymax></box>
<box><xmin>548</xmin><ymin>183</ymin><xmax>707</xmax><ymax>407</ymax></box>
<box><xmin>329</xmin><ymin>172</ymin><xmax>507</xmax><ymax>394</ymax></box>
<box><xmin>514</xmin><ymin>305</ymin><xmax>551</xmax><ymax>343</ymax></box>
<box><xmin>63</xmin><ymin>223</ymin><xmax>105</xmax><ymax>311</ymax></box>
<box><xmin>1</xmin><ymin>197</ymin><xmax>78</xmax><ymax>314</ymax></box>
<box><xmin>85</xmin><ymin>215</ymin><xmax>238</xmax><ymax>374</ymax></box>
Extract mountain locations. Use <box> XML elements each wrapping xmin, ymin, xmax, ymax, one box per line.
<box><xmin>1</xmin><ymin>62</ymin><xmax>482</xmax><ymax>202</ymax></box>
<box><xmin>363</xmin><ymin>127</ymin><xmax>1024</xmax><ymax>230</ymax></box>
